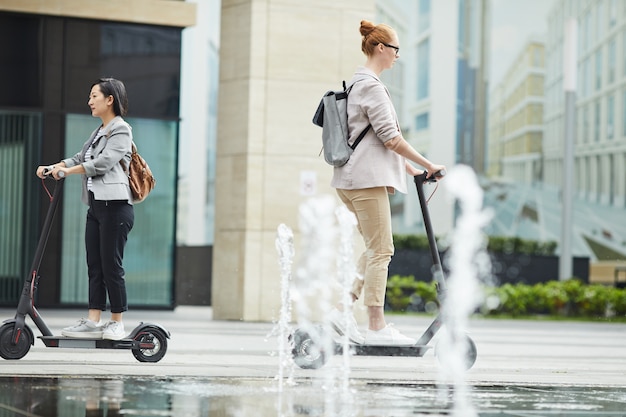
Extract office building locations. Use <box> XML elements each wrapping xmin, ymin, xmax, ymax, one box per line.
<box><xmin>488</xmin><ymin>37</ymin><xmax>545</xmax><ymax>183</ymax></box>
<box><xmin>0</xmin><ymin>0</ymin><xmax>196</xmax><ymax>307</ymax></box>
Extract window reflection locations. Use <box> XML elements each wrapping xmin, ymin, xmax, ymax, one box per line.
<box><xmin>61</xmin><ymin>114</ymin><xmax>176</xmax><ymax>307</ymax></box>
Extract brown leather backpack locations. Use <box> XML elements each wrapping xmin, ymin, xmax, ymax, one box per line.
<box><xmin>121</xmin><ymin>142</ymin><xmax>155</xmax><ymax>204</ymax></box>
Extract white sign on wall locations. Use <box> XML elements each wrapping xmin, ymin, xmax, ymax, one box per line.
<box><xmin>300</xmin><ymin>171</ymin><xmax>317</xmax><ymax>196</ymax></box>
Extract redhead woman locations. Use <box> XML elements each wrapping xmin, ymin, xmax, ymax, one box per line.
<box><xmin>329</xmin><ymin>21</ymin><xmax>446</xmax><ymax>346</ymax></box>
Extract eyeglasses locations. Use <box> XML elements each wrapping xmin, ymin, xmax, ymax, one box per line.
<box><xmin>382</xmin><ymin>43</ymin><xmax>400</xmax><ymax>56</ymax></box>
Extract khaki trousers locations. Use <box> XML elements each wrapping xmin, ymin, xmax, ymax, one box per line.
<box><xmin>336</xmin><ymin>187</ymin><xmax>394</xmax><ymax>307</ymax></box>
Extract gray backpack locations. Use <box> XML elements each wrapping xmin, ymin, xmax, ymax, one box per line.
<box><xmin>312</xmin><ymin>80</ymin><xmax>371</xmax><ymax>167</ymax></box>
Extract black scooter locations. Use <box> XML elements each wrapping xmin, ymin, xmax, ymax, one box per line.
<box><xmin>290</xmin><ymin>171</ymin><xmax>477</xmax><ymax>369</ymax></box>
<box><xmin>0</xmin><ymin>172</ymin><xmax>169</xmax><ymax>363</ymax></box>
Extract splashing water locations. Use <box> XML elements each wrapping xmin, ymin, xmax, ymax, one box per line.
<box><xmin>292</xmin><ymin>195</ymin><xmax>337</xmax><ymax>360</ymax></box>
<box><xmin>275</xmin><ymin>195</ymin><xmax>358</xmax><ymax>416</ymax></box>
<box><xmin>438</xmin><ymin>165</ymin><xmax>493</xmax><ymax>417</ymax></box>
<box><xmin>334</xmin><ymin>204</ymin><xmax>358</xmax><ymax>403</ymax></box>
<box><xmin>296</xmin><ymin>196</ymin><xmax>341</xmax><ymax>415</ymax></box>
<box><xmin>274</xmin><ymin>223</ymin><xmax>295</xmax><ymax>393</ymax></box>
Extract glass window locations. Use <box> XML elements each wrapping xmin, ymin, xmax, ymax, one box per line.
<box><xmin>581</xmin><ymin>58</ymin><xmax>589</xmax><ymax>98</ymax></box>
<box><xmin>417</xmin><ymin>39</ymin><xmax>430</xmax><ymax>100</ymax></box>
<box><xmin>415</xmin><ymin>112</ymin><xmax>429</xmax><ymax>131</ymax></box>
<box><xmin>623</xmin><ymin>30</ymin><xmax>626</xmax><ymax>76</ymax></box>
<box><xmin>529</xmin><ymin>74</ymin><xmax>544</xmax><ymax>95</ymax></box>
<box><xmin>533</xmin><ymin>46</ymin><xmax>543</xmax><ymax>67</ymax></box>
<box><xmin>530</xmin><ymin>104</ymin><xmax>543</xmax><ymax>124</ymax></box>
<box><xmin>0</xmin><ymin>111</ymin><xmax>41</xmax><ymax>305</ymax></box>
<box><xmin>608</xmin><ymin>38</ymin><xmax>616</xmax><ymax>84</ymax></box>
<box><xmin>61</xmin><ymin>114</ymin><xmax>177</xmax><ymax>307</ymax></box>
<box><xmin>0</xmin><ymin>14</ymin><xmax>41</xmax><ymax>107</ymax></box>
<box><xmin>574</xmin><ymin>17</ymin><xmax>581</xmax><ymax>54</ymax></box>
<box><xmin>418</xmin><ymin>0</ymin><xmax>431</xmax><ymax>33</ymax></box>
<box><xmin>610</xmin><ymin>0</ymin><xmax>617</xmax><ymax>27</ymax></box>
<box><xmin>622</xmin><ymin>89</ymin><xmax>626</xmax><ymax>137</ymax></box>
<box><xmin>595</xmin><ymin>49</ymin><xmax>602</xmax><ymax>90</ymax></box>
<box><xmin>584</xmin><ymin>11</ymin><xmax>591</xmax><ymax>52</ymax></box>
<box><xmin>582</xmin><ymin>105</ymin><xmax>589</xmax><ymax>142</ymax></box>
<box><xmin>607</xmin><ymin>94</ymin><xmax>615</xmax><ymax>139</ymax></box>
<box><xmin>59</xmin><ymin>115</ymin><xmax>94</xmax><ymax>304</ymax></box>
<box><xmin>597</xmin><ymin>0</ymin><xmax>604</xmax><ymax>41</ymax></box>
<box><xmin>64</xmin><ymin>21</ymin><xmax>181</xmax><ymax>119</ymax></box>
<box><xmin>594</xmin><ymin>100</ymin><xmax>601</xmax><ymax>142</ymax></box>
<box><xmin>458</xmin><ymin>0</ymin><xmax>466</xmax><ymax>53</ymax></box>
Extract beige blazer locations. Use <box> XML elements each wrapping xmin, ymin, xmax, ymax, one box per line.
<box><xmin>331</xmin><ymin>66</ymin><xmax>407</xmax><ymax>194</ymax></box>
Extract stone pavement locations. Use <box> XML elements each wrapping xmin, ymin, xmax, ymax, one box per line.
<box><xmin>0</xmin><ymin>306</ymin><xmax>624</xmax><ymax>387</ymax></box>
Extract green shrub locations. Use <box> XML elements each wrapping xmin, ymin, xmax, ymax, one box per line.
<box><xmin>574</xmin><ymin>284</ymin><xmax>611</xmax><ymax>317</ymax></box>
<box><xmin>393</xmin><ymin>234</ymin><xmax>557</xmax><ymax>256</ymax></box>
<box><xmin>386</xmin><ymin>275</ymin><xmax>438</xmax><ymax>312</ymax></box>
<box><xmin>608</xmin><ymin>288</ymin><xmax>626</xmax><ymax>316</ymax></box>
<box><xmin>483</xmin><ymin>279</ymin><xmax>625</xmax><ymax>319</ymax></box>
<box><xmin>494</xmin><ymin>283</ymin><xmax>542</xmax><ymax>316</ymax></box>
<box><xmin>539</xmin><ymin>280</ymin><xmax>572</xmax><ymax>314</ymax></box>
<box><xmin>414</xmin><ymin>280</ymin><xmax>438</xmax><ymax>310</ymax></box>
<box><xmin>487</xmin><ymin>236</ymin><xmax>557</xmax><ymax>255</ymax></box>
<box><xmin>393</xmin><ymin>235</ymin><xmax>431</xmax><ymax>250</ymax></box>
<box><xmin>386</xmin><ymin>275</ymin><xmax>626</xmax><ymax>320</ymax></box>
<box><xmin>386</xmin><ymin>275</ymin><xmax>419</xmax><ymax>311</ymax></box>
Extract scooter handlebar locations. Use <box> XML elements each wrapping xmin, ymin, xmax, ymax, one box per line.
<box><xmin>414</xmin><ymin>169</ymin><xmax>445</xmax><ymax>183</ymax></box>
<box><xmin>42</xmin><ymin>166</ymin><xmax>65</xmax><ymax>178</ymax></box>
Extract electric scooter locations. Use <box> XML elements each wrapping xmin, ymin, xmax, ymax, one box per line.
<box><xmin>0</xmin><ymin>171</ymin><xmax>170</xmax><ymax>363</ymax></box>
<box><xmin>290</xmin><ymin>171</ymin><xmax>477</xmax><ymax>369</ymax></box>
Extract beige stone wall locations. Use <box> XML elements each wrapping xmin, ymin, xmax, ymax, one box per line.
<box><xmin>0</xmin><ymin>0</ymin><xmax>196</xmax><ymax>27</ymax></box>
<box><xmin>589</xmin><ymin>261</ymin><xmax>626</xmax><ymax>285</ymax></box>
<box><xmin>213</xmin><ymin>0</ymin><xmax>375</xmax><ymax>321</ymax></box>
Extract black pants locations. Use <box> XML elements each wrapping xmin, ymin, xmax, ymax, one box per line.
<box><xmin>86</xmin><ymin>192</ymin><xmax>134</xmax><ymax>313</ymax></box>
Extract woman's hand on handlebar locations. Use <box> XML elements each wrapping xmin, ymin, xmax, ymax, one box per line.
<box><xmin>37</xmin><ymin>164</ymin><xmax>67</xmax><ymax>180</ymax></box>
<box><xmin>36</xmin><ymin>165</ymin><xmax>48</xmax><ymax>179</ymax></box>
<box><xmin>426</xmin><ymin>164</ymin><xmax>446</xmax><ymax>179</ymax></box>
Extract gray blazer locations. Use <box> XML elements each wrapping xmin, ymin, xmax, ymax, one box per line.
<box><xmin>331</xmin><ymin>66</ymin><xmax>407</xmax><ymax>194</ymax></box>
<box><xmin>63</xmin><ymin>116</ymin><xmax>133</xmax><ymax>205</ymax></box>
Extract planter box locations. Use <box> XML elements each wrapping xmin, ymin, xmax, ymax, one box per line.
<box><xmin>388</xmin><ymin>249</ymin><xmax>589</xmax><ymax>285</ymax></box>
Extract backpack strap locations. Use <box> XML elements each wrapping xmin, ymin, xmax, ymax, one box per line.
<box><xmin>345</xmin><ymin>78</ymin><xmax>372</xmax><ymax>150</ymax></box>
<box><xmin>119</xmin><ymin>142</ymin><xmax>137</xmax><ymax>174</ymax></box>
<box><xmin>350</xmin><ymin>125</ymin><xmax>371</xmax><ymax>150</ymax></box>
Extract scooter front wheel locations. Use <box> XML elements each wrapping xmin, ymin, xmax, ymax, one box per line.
<box><xmin>0</xmin><ymin>323</ymin><xmax>32</xmax><ymax>360</ymax></box>
<box><xmin>435</xmin><ymin>334</ymin><xmax>477</xmax><ymax>370</ymax></box>
<box><xmin>131</xmin><ymin>327</ymin><xmax>168</xmax><ymax>363</ymax></box>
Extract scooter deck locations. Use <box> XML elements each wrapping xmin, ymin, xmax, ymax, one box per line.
<box><xmin>335</xmin><ymin>343</ymin><xmax>431</xmax><ymax>357</ymax></box>
<box><xmin>38</xmin><ymin>336</ymin><xmax>149</xmax><ymax>350</ymax></box>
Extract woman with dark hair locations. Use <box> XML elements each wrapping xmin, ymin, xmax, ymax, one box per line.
<box><xmin>36</xmin><ymin>77</ymin><xmax>134</xmax><ymax>340</ymax></box>
<box><xmin>329</xmin><ymin>21</ymin><xmax>446</xmax><ymax>346</ymax></box>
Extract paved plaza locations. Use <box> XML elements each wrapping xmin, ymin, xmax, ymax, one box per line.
<box><xmin>0</xmin><ymin>306</ymin><xmax>625</xmax><ymax>416</ymax></box>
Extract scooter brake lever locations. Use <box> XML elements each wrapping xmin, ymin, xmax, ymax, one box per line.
<box><xmin>414</xmin><ymin>169</ymin><xmax>446</xmax><ymax>184</ymax></box>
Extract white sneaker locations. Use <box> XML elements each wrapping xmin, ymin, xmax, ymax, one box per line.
<box><xmin>62</xmin><ymin>318</ymin><xmax>103</xmax><ymax>338</ymax></box>
<box><xmin>364</xmin><ymin>324</ymin><xmax>416</xmax><ymax>346</ymax></box>
<box><xmin>328</xmin><ymin>308</ymin><xmax>365</xmax><ymax>344</ymax></box>
<box><xmin>102</xmin><ymin>321</ymin><xmax>126</xmax><ymax>340</ymax></box>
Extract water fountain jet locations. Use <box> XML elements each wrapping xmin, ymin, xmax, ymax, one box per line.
<box><xmin>437</xmin><ymin>165</ymin><xmax>493</xmax><ymax>417</ymax></box>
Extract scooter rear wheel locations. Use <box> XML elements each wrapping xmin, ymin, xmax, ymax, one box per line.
<box><xmin>131</xmin><ymin>328</ymin><xmax>168</xmax><ymax>363</ymax></box>
<box><xmin>0</xmin><ymin>323</ymin><xmax>32</xmax><ymax>360</ymax></box>
<box><xmin>290</xmin><ymin>327</ymin><xmax>329</xmax><ymax>370</ymax></box>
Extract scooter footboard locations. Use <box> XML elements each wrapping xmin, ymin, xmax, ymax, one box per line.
<box><xmin>349</xmin><ymin>344</ymin><xmax>430</xmax><ymax>357</ymax></box>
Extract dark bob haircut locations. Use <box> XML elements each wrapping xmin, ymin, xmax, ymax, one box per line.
<box><xmin>92</xmin><ymin>77</ymin><xmax>129</xmax><ymax>117</ymax></box>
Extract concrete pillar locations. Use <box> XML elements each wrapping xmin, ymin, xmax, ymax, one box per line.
<box><xmin>212</xmin><ymin>0</ymin><xmax>375</xmax><ymax>321</ymax></box>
